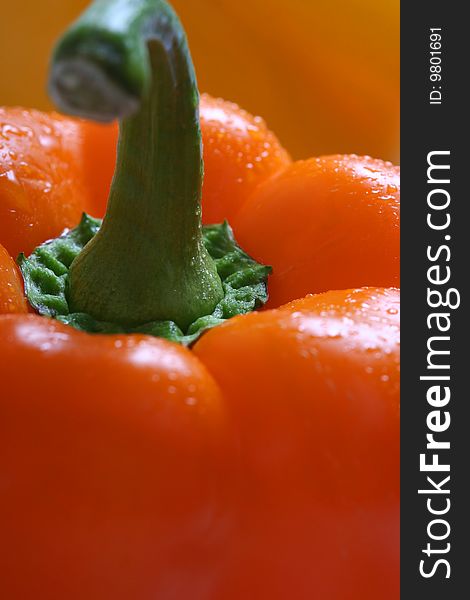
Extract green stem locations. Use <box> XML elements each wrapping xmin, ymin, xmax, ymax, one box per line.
<box><xmin>48</xmin><ymin>0</ymin><xmax>223</xmax><ymax>331</ymax></box>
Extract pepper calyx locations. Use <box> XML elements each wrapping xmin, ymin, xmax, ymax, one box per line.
<box><xmin>18</xmin><ymin>214</ymin><xmax>271</xmax><ymax>345</ymax></box>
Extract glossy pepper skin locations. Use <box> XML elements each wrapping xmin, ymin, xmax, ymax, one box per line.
<box><xmin>0</xmin><ymin>315</ymin><xmax>235</xmax><ymax>600</ymax></box>
<box><xmin>194</xmin><ymin>287</ymin><xmax>400</xmax><ymax>600</ymax></box>
<box><xmin>0</xmin><ymin>0</ymin><xmax>399</xmax><ymax>598</ymax></box>
<box><xmin>234</xmin><ymin>154</ymin><xmax>400</xmax><ymax>307</ymax></box>
<box><xmin>0</xmin><ymin>243</ymin><xmax>27</xmax><ymax>313</ymax></box>
<box><xmin>0</xmin><ymin>108</ymin><xmax>90</xmax><ymax>257</ymax></box>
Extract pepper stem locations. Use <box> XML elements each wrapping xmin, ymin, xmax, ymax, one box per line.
<box><xmin>48</xmin><ymin>0</ymin><xmax>223</xmax><ymax>331</ymax></box>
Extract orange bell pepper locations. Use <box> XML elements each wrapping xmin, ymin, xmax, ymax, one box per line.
<box><xmin>0</xmin><ymin>1</ymin><xmax>400</xmax><ymax>598</ymax></box>
<box><xmin>1</xmin><ymin>286</ymin><xmax>399</xmax><ymax>599</ymax></box>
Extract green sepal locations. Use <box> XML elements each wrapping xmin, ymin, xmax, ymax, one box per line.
<box><xmin>18</xmin><ymin>215</ymin><xmax>271</xmax><ymax>346</ymax></box>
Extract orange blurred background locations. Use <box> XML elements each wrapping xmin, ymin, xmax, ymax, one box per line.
<box><xmin>0</xmin><ymin>0</ymin><xmax>399</xmax><ymax>162</ymax></box>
